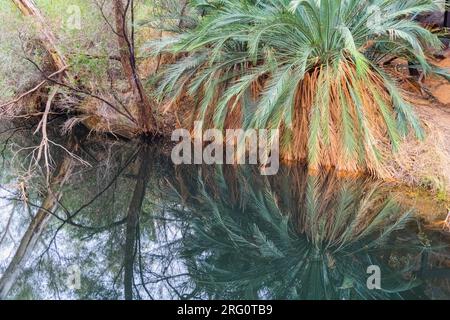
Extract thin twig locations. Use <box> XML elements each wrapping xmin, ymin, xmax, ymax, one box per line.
<box><xmin>25</xmin><ymin>57</ymin><xmax>138</xmax><ymax>124</ymax></box>
<box><xmin>0</xmin><ymin>66</ymin><xmax>68</xmax><ymax>111</ymax></box>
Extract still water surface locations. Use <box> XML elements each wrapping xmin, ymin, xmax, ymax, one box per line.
<box><xmin>0</xmin><ymin>129</ymin><xmax>448</xmax><ymax>300</ymax></box>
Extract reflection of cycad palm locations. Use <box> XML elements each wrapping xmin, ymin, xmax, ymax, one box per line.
<box><xmin>172</xmin><ymin>166</ymin><xmax>421</xmax><ymax>300</ymax></box>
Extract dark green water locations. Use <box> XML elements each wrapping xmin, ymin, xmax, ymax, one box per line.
<box><xmin>0</xmin><ymin>127</ymin><xmax>449</xmax><ymax>300</ymax></box>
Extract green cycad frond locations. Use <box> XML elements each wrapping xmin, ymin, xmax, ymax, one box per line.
<box><xmin>150</xmin><ymin>0</ymin><xmax>447</xmax><ymax>173</ymax></box>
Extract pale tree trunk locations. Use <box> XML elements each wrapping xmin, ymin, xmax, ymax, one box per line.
<box><xmin>11</xmin><ymin>0</ymin><xmax>68</xmax><ymax>72</ymax></box>
<box><xmin>123</xmin><ymin>147</ymin><xmax>151</xmax><ymax>300</ymax></box>
<box><xmin>0</xmin><ymin>151</ymin><xmax>74</xmax><ymax>299</ymax></box>
<box><xmin>113</xmin><ymin>0</ymin><xmax>155</xmax><ymax>133</ymax></box>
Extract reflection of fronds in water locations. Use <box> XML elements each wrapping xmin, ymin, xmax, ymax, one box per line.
<box><xmin>167</xmin><ymin>165</ymin><xmax>421</xmax><ymax>300</ymax></box>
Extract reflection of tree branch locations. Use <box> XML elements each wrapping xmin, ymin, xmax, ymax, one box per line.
<box><xmin>113</xmin><ymin>264</ymin><xmax>125</xmax><ymax>292</ymax></box>
<box><xmin>35</xmin><ymin>148</ymin><xmax>140</xmax><ymax>259</ymax></box>
<box><xmin>141</xmin><ymin>273</ymin><xmax>190</xmax><ymax>285</ymax></box>
<box><xmin>0</xmin><ymin>147</ymin><xmax>74</xmax><ymax>299</ymax></box>
<box><xmin>124</xmin><ymin>146</ymin><xmax>151</xmax><ymax>300</ymax></box>
<box><xmin>165</xmin><ymin>278</ymin><xmax>183</xmax><ymax>299</ymax></box>
<box><xmin>0</xmin><ymin>125</ymin><xmax>32</xmax><ymax>169</ymax></box>
<box><xmin>78</xmin><ymin>218</ymin><xmax>128</xmax><ymax>240</ymax></box>
<box><xmin>0</xmin><ymin>209</ymin><xmax>15</xmax><ymax>247</ymax></box>
<box><xmin>137</xmin><ymin>221</ymin><xmax>154</xmax><ymax>299</ymax></box>
<box><xmin>65</xmin><ymin>148</ymin><xmax>140</xmax><ymax>220</ymax></box>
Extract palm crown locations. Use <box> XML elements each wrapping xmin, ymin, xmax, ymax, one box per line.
<box><xmin>152</xmin><ymin>0</ymin><xmax>448</xmax><ymax>174</ymax></box>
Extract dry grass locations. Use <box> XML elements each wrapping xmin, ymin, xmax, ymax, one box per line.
<box><xmin>385</xmin><ymin>54</ymin><xmax>450</xmax><ymax>197</ymax></box>
<box><xmin>387</xmin><ymin>109</ymin><xmax>450</xmax><ymax>194</ymax></box>
<box><xmin>77</xmin><ymin>95</ymin><xmax>141</xmax><ymax>139</ymax></box>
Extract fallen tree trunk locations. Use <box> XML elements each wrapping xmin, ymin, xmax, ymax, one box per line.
<box><xmin>11</xmin><ymin>0</ymin><xmax>68</xmax><ymax>72</ymax></box>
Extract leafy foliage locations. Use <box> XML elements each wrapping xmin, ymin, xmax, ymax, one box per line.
<box><xmin>151</xmin><ymin>0</ymin><xmax>448</xmax><ymax>173</ymax></box>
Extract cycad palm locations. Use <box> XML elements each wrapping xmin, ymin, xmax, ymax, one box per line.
<box><xmin>152</xmin><ymin>0</ymin><xmax>447</xmax><ymax>174</ymax></box>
